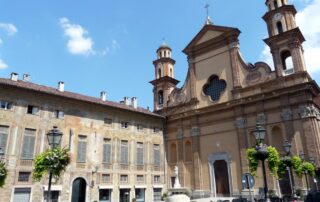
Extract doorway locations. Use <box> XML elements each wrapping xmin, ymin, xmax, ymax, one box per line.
<box><xmin>119</xmin><ymin>189</ymin><xmax>130</xmax><ymax>202</ymax></box>
<box><xmin>214</xmin><ymin>160</ymin><xmax>231</xmax><ymax>197</ymax></box>
<box><xmin>71</xmin><ymin>178</ymin><xmax>87</xmax><ymax>202</ymax></box>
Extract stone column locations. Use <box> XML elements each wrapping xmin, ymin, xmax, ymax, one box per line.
<box><xmin>191</xmin><ymin>126</ymin><xmax>202</xmax><ymax>191</ymax></box>
<box><xmin>289</xmin><ymin>40</ymin><xmax>306</xmax><ymax>72</ymax></box>
<box><xmin>229</xmin><ymin>41</ymin><xmax>241</xmax><ymax>89</ymax></box>
<box><xmin>235</xmin><ymin>116</ymin><xmax>248</xmax><ymax>175</ymax></box>
<box><xmin>270</xmin><ymin>47</ymin><xmax>282</xmax><ymax>77</ymax></box>
<box><xmin>188</xmin><ymin>57</ymin><xmax>197</xmax><ymax>99</ymax></box>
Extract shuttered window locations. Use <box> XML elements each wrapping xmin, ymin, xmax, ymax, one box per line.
<box><xmin>77</xmin><ymin>135</ymin><xmax>87</xmax><ymax>163</ymax></box>
<box><xmin>154</xmin><ymin>144</ymin><xmax>160</xmax><ymax>166</ymax></box>
<box><xmin>0</xmin><ymin>126</ymin><xmax>9</xmax><ymax>155</ymax></box>
<box><xmin>120</xmin><ymin>140</ymin><xmax>128</xmax><ymax>165</ymax></box>
<box><xmin>136</xmin><ymin>142</ymin><xmax>144</xmax><ymax>165</ymax></box>
<box><xmin>103</xmin><ymin>138</ymin><xmax>112</xmax><ymax>164</ymax></box>
<box><xmin>21</xmin><ymin>129</ymin><xmax>36</xmax><ymax>159</ymax></box>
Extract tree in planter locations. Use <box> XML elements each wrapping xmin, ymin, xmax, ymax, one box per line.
<box><xmin>0</xmin><ymin>160</ymin><xmax>8</xmax><ymax>188</ymax></box>
<box><xmin>33</xmin><ymin>147</ymin><xmax>70</xmax><ymax>181</ymax></box>
<box><xmin>246</xmin><ymin>124</ymin><xmax>281</xmax><ymax>201</ymax></box>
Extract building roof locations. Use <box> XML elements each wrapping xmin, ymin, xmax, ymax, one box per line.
<box><xmin>0</xmin><ymin>78</ymin><xmax>164</xmax><ymax>118</ymax></box>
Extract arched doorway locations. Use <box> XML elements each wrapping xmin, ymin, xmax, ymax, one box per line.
<box><xmin>71</xmin><ymin>178</ymin><xmax>87</xmax><ymax>202</ymax></box>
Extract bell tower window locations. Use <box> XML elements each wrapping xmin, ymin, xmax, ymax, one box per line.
<box><xmin>277</xmin><ymin>21</ymin><xmax>283</xmax><ymax>34</ymax></box>
<box><xmin>170</xmin><ymin>68</ymin><xmax>173</xmax><ymax>77</ymax></box>
<box><xmin>281</xmin><ymin>50</ymin><xmax>293</xmax><ymax>70</ymax></box>
<box><xmin>158</xmin><ymin>69</ymin><xmax>162</xmax><ymax>78</ymax></box>
<box><xmin>158</xmin><ymin>91</ymin><xmax>164</xmax><ymax>105</ymax></box>
<box><xmin>274</xmin><ymin>0</ymin><xmax>278</xmax><ymax>9</ymax></box>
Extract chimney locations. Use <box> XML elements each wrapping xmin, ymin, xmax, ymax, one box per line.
<box><xmin>100</xmin><ymin>91</ymin><xmax>107</xmax><ymax>101</ymax></box>
<box><xmin>58</xmin><ymin>81</ymin><xmax>64</xmax><ymax>92</ymax></box>
<box><xmin>131</xmin><ymin>97</ymin><xmax>138</xmax><ymax>108</ymax></box>
<box><xmin>10</xmin><ymin>72</ymin><xmax>18</xmax><ymax>81</ymax></box>
<box><xmin>23</xmin><ymin>74</ymin><xmax>30</xmax><ymax>82</ymax></box>
<box><xmin>124</xmin><ymin>97</ymin><xmax>130</xmax><ymax>106</ymax></box>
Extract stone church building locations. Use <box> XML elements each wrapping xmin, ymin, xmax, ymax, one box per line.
<box><xmin>151</xmin><ymin>0</ymin><xmax>320</xmax><ymax>199</ymax></box>
<box><xmin>0</xmin><ymin>0</ymin><xmax>320</xmax><ymax>201</ymax></box>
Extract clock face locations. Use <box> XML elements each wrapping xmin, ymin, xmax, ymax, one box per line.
<box><xmin>273</xmin><ymin>13</ymin><xmax>283</xmax><ymax>21</ymax></box>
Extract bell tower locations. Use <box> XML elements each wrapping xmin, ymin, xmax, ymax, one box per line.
<box><xmin>263</xmin><ymin>0</ymin><xmax>307</xmax><ymax>77</ymax></box>
<box><xmin>150</xmin><ymin>42</ymin><xmax>179</xmax><ymax>111</ymax></box>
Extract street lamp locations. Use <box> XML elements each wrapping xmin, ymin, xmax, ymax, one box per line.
<box><xmin>283</xmin><ymin>140</ymin><xmax>297</xmax><ymax>200</ymax></box>
<box><xmin>299</xmin><ymin>151</ymin><xmax>310</xmax><ymax>192</ymax></box>
<box><xmin>309</xmin><ymin>157</ymin><xmax>319</xmax><ymax>192</ymax></box>
<box><xmin>252</xmin><ymin>123</ymin><xmax>269</xmax><ymax>202</ymax></box>
<box><xmin>0</xmin><ymin>147</ymin><xmax>4</xmax><ymax>159</ymax></box>
<box><xmin>46</xmin><ymin>126</ymin><xmax>63</xmax><ymax>202</ymax></box>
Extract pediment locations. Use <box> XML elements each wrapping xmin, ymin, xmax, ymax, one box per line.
<box><xmin>183</xmin><ymin>24</ymin><xmax>241</xmax><ymax>55</ymax></box>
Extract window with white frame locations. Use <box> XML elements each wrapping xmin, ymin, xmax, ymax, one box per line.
<box><xmin>21</xmin><ymin>129</ymin><xmax>36</xmax><ymax>159</ymax></box>
<box><xmin>18</xmin><ymin>172</ymin><xmax>31</xmax><ymax>182</ymax></box>
<box><xmin>137</xmin><ymin>124</ymin><xmax>144</xmax><ymax>131</ymax></box>
<box><xmin>137</xmin><ymin>175</ymin><xmax>144</xmax><ymax>182</ymax></box>
<box><xmin>154</xmin><ymin>175</ymin><xmax>161</xmax><ymax>183</ymax></box>
<box><xmin>27</xmin><ymin>105</ymin><xmax>39</xmax><ymax>115</ymax></box>
<box><xmin>153</xmin><ymin>188</ymin><xmax>162</xmax><ymax>201</ymax></box>
<box><xmin>121</xmin><ymin>121</ymin><xmax>129</xmax><ymax>129</ymax></box>
<box><xmin>120</xmin><ymin>140</ymin><xmax>129</xmax><ymax>165</ymax></box>
<box><xmin>103</xmin><ymin>138</ymin><xmax>112</xmax><ymax>164</ymax></box>
<box><xmin>0</xmin><ymin>100</ymin><xmax>13</xmax><ymax>110</ymax></box>
<box><xmin>77</xmin><ymin>135</ymin><xmax>87</xmax><ymax>163</ymax></box>
<box><xmin>101</xmin><ymin>174</ymin><xmax>111</xmax><ymax>183</ymax></box>
<box><xmin>120</xmin><ymin>174</ymin><xmax>128</xmax><ymax>182</ymax></box>
<box><xmin>54</xmin><ymin>110</ymin><xmax>64</xmax><ymax>119</ymax></box>
<box><xmin>136</xmin><ymin>142</ymin><xmax>144</xmax><ymax>165</ymax></box>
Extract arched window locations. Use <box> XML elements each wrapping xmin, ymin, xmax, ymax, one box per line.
<box><xmin>158</xmin><ymin>68</ymin><xmax>162</xmax><ymax>78</ymax></box>
<box><xmin>274</xmin><ymin>0</ymin><xmax>278</xmax><ymax>9</ymax></box>
<box><xmin>277</xmin><ymin>21</ymin><xmax>283</xmax><ymax>34</ymax></box>
<box><xmin>271</xmin><ymin>126</ymin><xmax>284</xmax><ymax>154</ymax></box>
<box><xmin>281</xmin><ymin>0</ymin><xmax>285</xmax><ymax>6</ymax></box>
<box><xmin>158</xmin><ymin>91</ymin><xmax>164</xmax><ymax>105</ymax></box>
<box><xmin>184</xmin><ymin>141</ymin><xmax>192</xmax><ymax>162</ymax></box>
<box><xmin>170</xmin><ymin>68</ymin><xmax>173</xmax><ymax>77</ymax></box>
<box><xmin>170</xmin><ymin>143</ymin><xmax>177</xmax><ymax>163</ymax></box>
<box><xmin>281</xmin><ymin>50</ymin><xmax>293</xmax><ymax>70</ymax></box>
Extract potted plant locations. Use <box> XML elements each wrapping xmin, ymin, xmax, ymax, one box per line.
<box><xmin>0</xmin><ymin>161</ymin><xmax>7</xmax><ymax>188</ymax></box>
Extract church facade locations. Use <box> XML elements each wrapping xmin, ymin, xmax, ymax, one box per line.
<box><xmin>151</xmin><ymin>0</ymin><xmax>320</xmax><ymax>198</ymax></box>
<box><xmin>0</xmin><ymin>0</ymin><xmax>320</xmax><ymax>202</ymax></box>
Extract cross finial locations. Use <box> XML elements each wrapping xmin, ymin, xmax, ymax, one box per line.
<box><xmin>205</xmin><ymin>4</ymin><xmax>212</xmax><ymax>25</ymax></box>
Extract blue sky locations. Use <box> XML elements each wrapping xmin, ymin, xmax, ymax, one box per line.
<box><xmin>0</xmin><ymin>0</ymin><xmax>319</xmax><ymax>109</ymax></box>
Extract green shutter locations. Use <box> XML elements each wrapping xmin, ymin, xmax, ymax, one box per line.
<box><xmin>120</xmin><ymin>141</ymin><xmax>128</xmax><ymax>165</ymax></box>
<box><xmin>77</xmin><ymin>141</ymin><xmax>87</xmax><ymax>162</ymax></box>
<box><xmin>154</xmin><ymin>145</ymin><xmax>160</xmax><ymax>166</ymax></box>
<box><xmin>136</xmin><ymin>143</ymin><xmax>144</xmax><ymax>165</ymax></box>
<box><xmin>103</xmin><ymin>144</ymin><xmax>111</xmax><ymax>163</ymax></box>
<box><xmin>21</xmin><ymin>129</ymin><xmax>36</xmax><ymax>159</ymax></box>
<box><xmin>0</xmin><ymin>126</ymin><xmax>9</xmax><ymax>154</ymax></box>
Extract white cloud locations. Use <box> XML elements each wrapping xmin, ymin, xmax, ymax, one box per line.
<box><xmin>59</xmin><ymin>17</ymin><xmax>94</xmax><ymax>56</ymax></box>
<box><xmin>260</xmin><ymin>0</ymin><xmax>320</xmax><ymax>74</ymax></box>
<box><xmin>0</xmin><ymin>59</ymin><xmax>8</xmax><ymax>69</ymax></box>
<box><xmin>0</xmin><ymin>23</ymin><xmax>18</xmax><ymax>36</ymax></box>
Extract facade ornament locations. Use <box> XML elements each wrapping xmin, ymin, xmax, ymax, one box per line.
<box><xmin>173</xmin><ymin>165</ymin><xmax>181</xmax><ymax>188</ymax></box>
<box><xmin>256</xmin><ymin>113</ymin><xmax>267</xmax><ymax>125</ymax></box>
<box><xmin>235</xmin><ymin>117</ymin><xmax>246</xmax><ymax>129</ymax></box>
<box><xmin>281</xmin><ymin>108</ymin><xmax>293</xmax><ymax>121</ymax></box>
<box><xmin>190</xmin><ymin>126</ymin><xmax>200</xmax><ymax>136</ymax></box>
<box><xmin>229</xmin><ymin>41</ymin><xmax>240</xmax><ymax>49</ymax></box>
<box><xmin>176</xmin><ymin>129</ymin><xmax>184</xmax><ymax>139</ymax></box>
<box><xmin>298</xmin><ymin>104</ymin><xmax>320</xmax><ymax>119</ymax></box>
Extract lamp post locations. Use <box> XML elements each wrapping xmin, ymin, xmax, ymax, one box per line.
<box><xmin>46</xmin><ymin>126</ymin><xmax>63</xmax><ymax>202</ymax></box>
<box><xmin>283</xmin><ymin>140</ymin><xmax>297</xmax><ymax>201</ymax></box>
<box><xmin>0</xmin><ymin>147</ymin><xmax>4</xmax><ymax>159</ymax></box>
<box><xmin>252</xmin><ymin>123</ymin><xmax>269</xmax><ymax>202</ymax></box>
<box><xmin>299</xmin><ymin>151</ymin><xmax>310</xmax><ymax>192</ymax></box>
<box><xmin>309</xmin><ymin>157</ymin><xmax>319</xmax><ymax>192</ymax></box>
